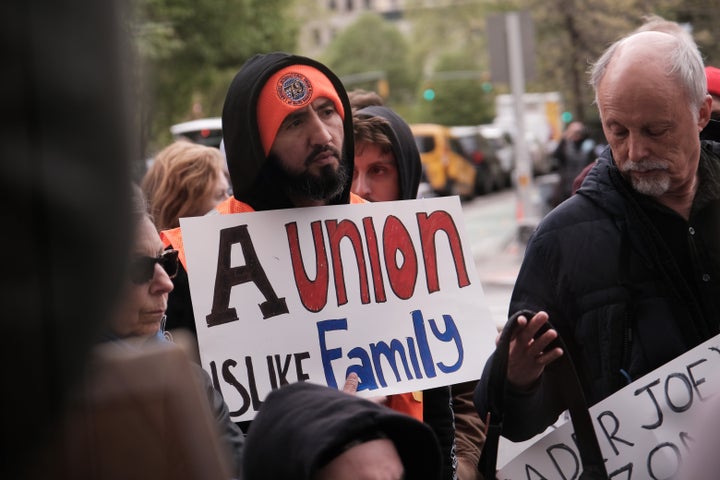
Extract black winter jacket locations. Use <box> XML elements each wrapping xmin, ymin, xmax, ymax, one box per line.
<box><xmin>475</xmin><ymin>142</ymin><xmax>720</xmax><ymax>441</ymax></box>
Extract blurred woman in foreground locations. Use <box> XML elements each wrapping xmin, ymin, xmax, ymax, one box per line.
<box><xmin>101</xmin><ymin>185</ymin><xmax>244</xmax><ymax>477</ymax></box>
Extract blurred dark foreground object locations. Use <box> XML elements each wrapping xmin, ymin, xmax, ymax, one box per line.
<box><xmin>27</xmin><ymin>343</ymin><xmax>233</xmax><ymax>479</ymax></box>
<box><xmin>1</xmin><ymin>0</ymin><xmax>134</xmax><ymax>476</ymax></box>
<box><xmin>243</xmin><ymin>381</ymin><xmax>443</xmax><ymax>479</ymax></box>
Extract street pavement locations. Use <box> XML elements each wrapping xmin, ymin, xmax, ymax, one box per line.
<box><xmin>476</xmin><ymin>234</ymin><xmax>525</xmax><ymax>288</ymax></box>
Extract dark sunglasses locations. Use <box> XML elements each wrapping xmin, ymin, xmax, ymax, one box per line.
<box><xmin>129</xmin><ymin>249</ymin><xmax>179</xmax><ymax>285</ymax></box>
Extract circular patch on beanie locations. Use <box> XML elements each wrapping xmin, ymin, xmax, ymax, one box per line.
<box><xmin>276</xmin><ymin>72</ymin><xmax>314</xmax><ymax>106</ymax></box>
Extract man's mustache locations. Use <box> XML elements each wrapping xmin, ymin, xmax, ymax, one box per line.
<box><xmin>304</xmin><ymin>145</ymin><xmax>341</xmax><ymax>166</ymax></box>
<box><xmin>621</xmin><ymin>160</ymin><xmax>669</xmax><ymax>172</ymax></box>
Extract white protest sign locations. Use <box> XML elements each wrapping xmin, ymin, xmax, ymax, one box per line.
<box><xmin>498</xmin><ymin>334</ymin><xmax>720</xmax><ymax>479</ymax></box>
<box><xmin>181</xmin><ymin>196</ymin><xmax>498</xmax><ymax>422</ymax></box>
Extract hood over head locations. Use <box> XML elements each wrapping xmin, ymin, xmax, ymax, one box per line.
<box><xmin>222</xmin><ymin>52</ymin><xmax>354</xmax><ymax>210</ymax></box>
<box><xmin>356</xmin><ymin>105</ymin><xmax>421</xmax><ymax>200</ymax></box>
<box><xmin>243</xmin><ymin>382</ymin><xmax>442</xmax><ymax>479</ymax></box>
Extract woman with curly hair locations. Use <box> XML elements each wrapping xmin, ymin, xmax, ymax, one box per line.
<box><xmin>142</xmin><ymin>140</ymin><xmax>230</xmax><ymax>230</ymax></box>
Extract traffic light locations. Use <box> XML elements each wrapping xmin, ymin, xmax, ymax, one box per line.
<box><xmin>423</xmin><ymin>88</ymin><xmax>436</xmax><ymax>101</ymax></box>
<box><xmin>561</xmin><ymin>111</ymin><xmax>573</xmax><ymax>123</ymax></box>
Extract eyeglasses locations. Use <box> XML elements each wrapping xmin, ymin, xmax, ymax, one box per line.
<box><xmin>129</xmin><ymin>249</ymin><xmax>179</xmax><ymax>285</ymax></box>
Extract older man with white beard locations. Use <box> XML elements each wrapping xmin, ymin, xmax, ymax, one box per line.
<box><xmin>474</xmin><ymin>29</ymin><xmax>720</xmax><ymax>442</ymax></box>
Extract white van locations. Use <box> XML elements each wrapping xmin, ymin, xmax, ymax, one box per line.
<box><xmin>478</xmin><ymin>125</ymin><xmax>515</xmax><ymax>187</ymax></box>
<box><xmin>169</xmin><ymin>117</ymin><xmax>223</xmax><ymax>148</ymax></box>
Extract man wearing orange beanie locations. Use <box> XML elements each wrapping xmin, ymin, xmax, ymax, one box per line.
<box><xmin>160</xmin><ymin>53</ymin><xmax>432</xmax><ymax>439</ymax></box>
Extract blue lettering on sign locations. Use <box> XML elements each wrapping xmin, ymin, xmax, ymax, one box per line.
<box><xmin>316</xmin><ymin>309</ymin><xmax>464</xmax><ymax>391</ymax></box>
<box><xmin>317</xmin><ymin>318</ymin><xmax>347</xmax><ymax>388</ymax></box>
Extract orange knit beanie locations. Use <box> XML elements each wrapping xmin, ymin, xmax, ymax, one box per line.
<box><xmin>256</xmin><ymin>64</ymin><xmax>345</xmax><ymax>155</ymax></box>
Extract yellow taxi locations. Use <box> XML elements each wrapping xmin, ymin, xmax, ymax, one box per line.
<box><xmin>410</xmin><ymin>124</ymin><xmax>476</xmax><ymax>199</ymax></box>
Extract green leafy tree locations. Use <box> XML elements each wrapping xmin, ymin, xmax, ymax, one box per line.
<box><xmin>672</xmin><ymin>1</ymin><xmax>720</xmax><ymax>66</ymax></box>
<box><xmin>130</xmin><ymin>0</ymin><xmax>298</xmax><ymax>160</ymax></box>
<box><xmin>527</xmin><ymin>0</ymin><xmax>651</xmax><ymax>123</ymax></box>
<box><xmin>416</xmin><ymin>51</ymin><xmax>494</xmax><ymax>126</ymax></box>
<box><xmin>406</xmin><ymin>0</ymin><xmax>494</xmax><ymax>73</ymax></box>
<box><xmin>405</xmin><ymin>0</ymin><xmax>508</xmax><ymax>125</ymax></box>
<box><xmin>322</xmin><ymin>13</ymin><xmax>420</xmax><ymax>106</ymax></box>
<box><xmin>404</xmin><ymin>0</ymin><xmax>720</xmax><ymax>130</ymax></box>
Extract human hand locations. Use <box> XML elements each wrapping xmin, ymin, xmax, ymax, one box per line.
<box><xmin>505</xmin><ymin>311</ymin><xmax>563</xmax><ymax>390</ymax></box>
<box><xmin>342</xmin><ymin>372</ymin><xmax>360</xmax><ymax>393</ymax></box>
<box><xmin>342</xmin><ymin>372</ymin><xmax>388</xmax><ymax>404</ymax></box>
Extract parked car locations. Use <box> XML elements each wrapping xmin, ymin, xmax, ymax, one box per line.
<box><xmin>450</xmin><ymin>126</ymin><xmax>505</xmax><ymax>195</ymax></box>
<box><xmin>169</xmin><ymin>117</ymin><xmax>223</xmax><ymax>148</ymax></box>
<box><xmin>410</xmin><ymin>124</ymin><xmax>476</xmax><ymax>199</ymax></box>
<box><xmin>478</xmin><ymin>124</ymin><xmax>514</xmax><ymax>187</ymax></box>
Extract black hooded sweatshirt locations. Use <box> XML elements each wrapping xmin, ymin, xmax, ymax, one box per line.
<box><xmin>243</xmin><ymin>381</ymin><xmax>442</xmax><ymax>479</ymax></box>
<box><xmin>165</xmin><ymin>53</ymin><xmax>356</xmax><ymax>339</ymax></box>
<box><xmin>222</xmin><ymin>51</ymin><xmax>355</xmax><ymax>211</ymax></box>
<box><xmin>355</xmin><ymin>105</ymin><xmax>421</xmax><ymax>201</ymax></box>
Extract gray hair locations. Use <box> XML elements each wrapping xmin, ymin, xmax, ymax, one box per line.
<box><xmin>590</xmin><ymin>31</ymin><xmax>707</xmax><ymax>118</ymax></box>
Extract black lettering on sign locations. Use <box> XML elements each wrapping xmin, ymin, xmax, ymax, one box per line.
<box><xmin>210</xmin><ymin>352</ymin><xmax>311</xmax><ymax>419</ymax></box>
<box><xmin>678</xmin><ymin>431</ymin><xmax>693</xmax><ymax>450</ymax></box>
<box><xmin>635</xmin><ymin>379</ymin><xmax>663</xmax><ymax>430</ymax></box>
<box><xmin>685</xmin><ymin>358</ymin><xmax>709</xmax><ymax>401</ymax></box>
<box><xmin>608</xmin><ymin>462</ymin><xmax>633</xmax><ymax>479</ymax></box>
<box><xmin>206</xmin><ymin>225</ymin><xmax>288</xmax><ymax>327</ymax></box>
<box><xmin>664</xmin><ymin>372</ymin><xmax>693</xmax><ymax>413</ymax></box>
<box><xmin>647</xmin><ymin>442</ymin><xmax>681</xmax><ymax>480</ymax></box>
<box><xmin>245</xmin><ymin>356</ymin><xmax>263</xmax><ymax>411</ymax></box>
<box><xmin>209</xmin><ymin>359</ymin><xmax>251</xmax><ymax>416</ymax></box>
<box><xmin>294</xmin><ymin>352</ymin><xmax>310</xmax><ymax>381</ymax></box>
<box><xmin>546</xmin><ymin>443</ymin><xmax>579</xmax><ymax>479</ymax></box>
<box><xmin>523</xmin><ymin>463</ymin><xmax>550</xmax><ymax>479</ymax></box>
<box><xmin>597</xmin><ymin>410</ymin><xmax>634</xmax><ymax>456</ymax></box>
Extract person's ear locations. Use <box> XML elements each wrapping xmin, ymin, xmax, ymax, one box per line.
<box><xmin>698</xmin><ymin>94</ymin><xmax>713</xmax><ymax>131</ymax></box>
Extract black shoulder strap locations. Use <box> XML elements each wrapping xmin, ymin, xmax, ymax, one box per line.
<box><xmin>478</xmin><ymin>310</ymin><xmax>608</xmax><ymax>479</ymax></box>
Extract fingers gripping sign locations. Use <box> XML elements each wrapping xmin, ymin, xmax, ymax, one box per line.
<box><xmin>343</xmin><ymin>372</ymin><xmax>389</xmax><ymax>405</ymax></box>
<box><xmin>342</xmin><ymin>372</ymin><xmax>360</xmax><ymax>394</ymax></box>
<box><xmin>506</xmin><ymin>311</ymin><xmax>564</xmax><ymax>389</ymax></box>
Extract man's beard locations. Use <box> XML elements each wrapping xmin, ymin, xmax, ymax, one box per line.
<box><xmin>620</xmin><ymin>160</ymin><xmax>671</xmax><ymax>197</ymax></box>
<box><xmin>268</xmin><ymin>146</ymin><xmax>350</xmax><ymax>202</ymax></box>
